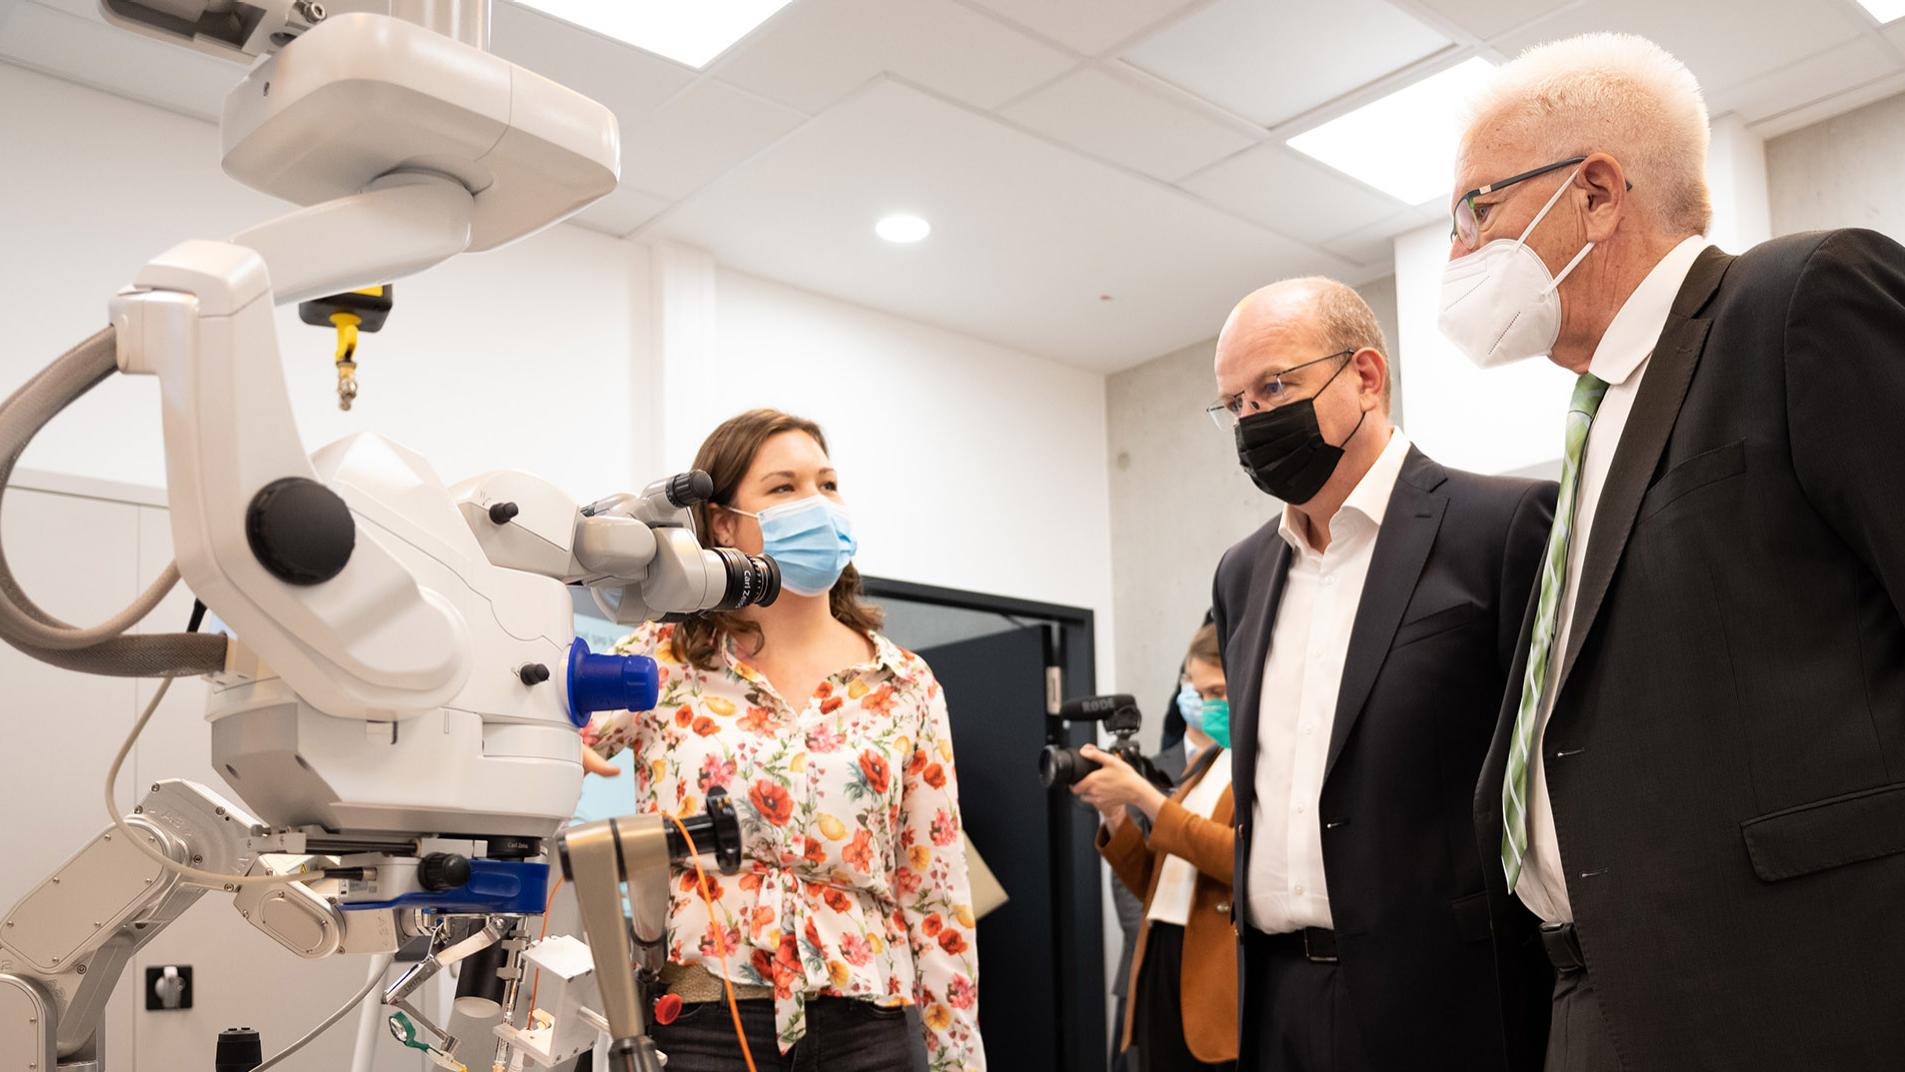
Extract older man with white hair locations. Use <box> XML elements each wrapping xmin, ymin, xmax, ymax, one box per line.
<box><xmin>1449</xmin><ymin>33</ymin><xmax>1905</xmax><ymax>1071</ymax></box>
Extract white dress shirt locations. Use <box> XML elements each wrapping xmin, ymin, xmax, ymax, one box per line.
<box><xmin>1247</xmin><ymin>428</ymin><xmax>1411</xmax><ymax>934</ymax></box>
<box><xmin>1146</xmin><ymin>752</ymin><xmax>1233</xmax><ymax>926</ymax></box>
<box><xmin>1517</xmin><ymin>235</ymin><xmax>1709</xmax><ymax>924</ymax></box>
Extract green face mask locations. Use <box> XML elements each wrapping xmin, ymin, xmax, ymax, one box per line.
<box><xmin>1200</xmin><ymin>698</ymin><xmax>1231</xmax><ymax>751</ymax></box>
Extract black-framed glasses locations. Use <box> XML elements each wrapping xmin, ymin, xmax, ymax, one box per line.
<box><xmin>1449</xmin><ymin>156</ymin><xmax>1586</xmax><ymax>251</ymax></box>
<box><xmin>1204</xmin><ymin>349</ymin><xmax>1353</xmax><ymax>430</ymax></box>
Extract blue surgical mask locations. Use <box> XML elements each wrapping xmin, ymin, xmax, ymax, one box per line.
<box><xmin>730</xmin><ymin>495</ymin><xmax>858</xmax><ymax>596</ymax></box>
<box><xmin>1176</xmin><ymin>682</ymin><xmax>1206</xmax><ymax>732</ymax></box>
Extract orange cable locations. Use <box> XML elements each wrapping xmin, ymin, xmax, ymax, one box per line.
<box><xmin>528</xmin><ymin>873</ymin><xmax>564</xmax><ymax>1016</ymax></box>
<box><xmin>665</xmin><ymin>811</ymin><xmax>759</xmax><ymax>1072</ymax></box>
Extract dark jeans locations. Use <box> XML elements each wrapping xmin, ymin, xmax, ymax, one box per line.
<box><xmin>1134</xmin><ymin>923</ymin><xmax>1236</xmax><ymax>1072</ymax></box>
<box><xmin>650</xmin><ymin>995</ymin><xmax>917</xmax><ymax>1072</ymax></box>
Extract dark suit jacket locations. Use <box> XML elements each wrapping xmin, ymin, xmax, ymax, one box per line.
<box><xmin>1474</xmin><ymin>230</ymin><xmax>1905</xmax><ymax>1070</ymax></box>
<box><xmin>1214</xmin><ymin>445</ymin><xmax>1557</xmax><ymax>1071</ymax></box>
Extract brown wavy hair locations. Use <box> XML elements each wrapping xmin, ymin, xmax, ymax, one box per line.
<box><xmin>671</xmin><ymin>408</ymin><xmax>885</xmax><ymax>670</ymax></box>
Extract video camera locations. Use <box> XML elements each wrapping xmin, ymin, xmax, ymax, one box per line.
<box><xmin>1038</xmin><ymin>694</ymin><xmax>1170</xmax><ymax>790</ymax></box>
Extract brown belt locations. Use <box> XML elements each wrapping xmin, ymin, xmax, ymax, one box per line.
<box><xmin>660</xmin><ymin>960</ymin><xmax>774</xmax><ymax>1003</ymax></box>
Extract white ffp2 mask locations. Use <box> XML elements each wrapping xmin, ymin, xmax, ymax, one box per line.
<box><xmin>1438</xmin><ymin>166</ymin><xmax>1595</xmax><ymax>368</ymax></box>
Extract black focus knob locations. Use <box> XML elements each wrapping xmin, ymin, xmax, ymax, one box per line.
<box><xmin>666</xmin><ymin>471</ymin><xmax>715</xmax><ymax>507</ymax></box>
<box><xmin>518</xmin><ymin>662</ymin><xmax>551</xmax><ymax>685</ymax></box>
<box><xmin>244</xmin><ymin>478</ymin><xmax>354</xmax><ymax>586</ymax></box>
<box><xmin>215</xmin><ymin>1027</ymin><xmax>262</xmax><ymax>1072</ymax></box>
<box><xmin>488</xmin><ymin>501</ymin><xmax>520</xmax><ymax>525</ymax></box>
<box><xmin>417</xmin><ymin>853</ymin><xmax>471</xmax><ymax>892</ymax></box>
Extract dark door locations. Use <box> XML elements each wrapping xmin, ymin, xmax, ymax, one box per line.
<box><xmin>913</xmin><ymin>626</ymin><xmax>1056</xmax><ymax>1072</ymax></box>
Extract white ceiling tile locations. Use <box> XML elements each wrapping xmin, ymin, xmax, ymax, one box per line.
<box><xmin>0</xmin><ymin>1</ymin><xmax>234</xmax><ymax>120</ymax></box>
<box><xmin>569</xmin><ymin>184</ymin><xmax>671</xmax><ymax>238</ymax></box>
<box><xmin>963</xmin><ymin>0</ymin><xmax>1201</xmax><ymax>55</ymax></box>
<box><xmin>652</xmin><ymin>80</ymin><xmax>1347</xmax><ymax>370</ymax></box>
<box><xmin>1748</xmin><ymin>68</ymin><xmax>1905</xmax><ymax>138</ymax></box>
<box><xmin>617</xmin><ymin>79</ymin><xmax>806</xmax><ymax>201</ymax></box>
<box><xmin>1123</xmin><ymin>0</ymin><xmax>1452</xmax><ymax>127</ymax></box>
<box><xmin>1490</xmin><ymin>0</ymin><xmax>1871</xmax><ymax>100</ymax></box>
<box><xmin>1708</xmin><ymin>35</ymin><xmax>1899</xmax><ymax>124</ymax></box>
<box><xmin>1320</xmin><ymin>209</ymin><xmax>1419</xmax><ymax>266</ymax></box>
<box><xmin>1001</xmin><ymin>66</ymin><xmax>1256</xmax><ymax>182</ymax></box>
<box><xmin>712</xmin><ymin>0</ymin><xmax>1074</xmax><ymax>114</ymax></box>
<box><xmin>1882</xmin><ymin>19</ymin><xmax>1905</xmax><ymax>55</ymax></box>
<box><xmin>1401</xmin><ymin>0</ymin><xmax>1574</xmax><ymax>42</ymax></box>
<box><xmin>1180</xmin><ymin>144</ymin><xmax>1404</xmax><ymax>243</ymax></box>
<box><xmin>492</xmin><ymin>2</ymin><xmax>697</xmax><ymax>124</ymax></box>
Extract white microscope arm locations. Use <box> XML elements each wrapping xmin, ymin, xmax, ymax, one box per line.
<box><xmin>115</xmin><ymin>214</ymin><xmax>479</xmax><ymax>720</ymax></box>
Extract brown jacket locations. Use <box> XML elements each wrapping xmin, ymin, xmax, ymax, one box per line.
<box><xmin>1096</xmin><ymin>747</ymin><xmax>1237</xmax><ymax>1063</ymax></box>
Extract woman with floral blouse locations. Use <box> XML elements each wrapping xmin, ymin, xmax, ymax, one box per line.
<box><xmin>583</xmin><ymin>408</ymin><xmax>983</xmax><ymax>1072</ymax></box>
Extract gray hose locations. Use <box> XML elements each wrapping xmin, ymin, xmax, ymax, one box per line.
<box><xmin>0</xmin><ymin>328</ymin><xmax>226</xmax><ymax>676</ymax></box>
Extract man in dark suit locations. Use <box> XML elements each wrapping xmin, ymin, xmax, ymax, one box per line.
<box><xmin>1450</xmin><ymin>33</ymin><xmax>1905</xmax><ymax>1071</ymax></box>
<box><xmin>1208</xmin><ymin>276</ymin><xmax>1557</xmax><ymax>1070</ymax></box>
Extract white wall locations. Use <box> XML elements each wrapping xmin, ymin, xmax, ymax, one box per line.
<box><xmin>1766</xmin><ymin>88</ymin><xmax>1905</xmax><ymax>242</ymax></box>
<box><xmin>707</xmin><ymin>268</ymin><xmax>1116</xmax><ymax>684</ymax></box>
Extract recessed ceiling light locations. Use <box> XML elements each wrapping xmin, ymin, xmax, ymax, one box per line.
<box><xmin>1855</xmin><ymin>0</ymin><xmax>1905</xmax><ymax>22</ymax></box>
<box><xmin>511</xmin><ymin>0</ymin><xmax>793</xmax><ymax>69</ymax></box>
<box><xmin>1286</xmin><ymin>56</ymin><xmax>1499</xmax><ymax>205</ymax></box>
<box><xmin>875</xmin><ymin>214</ymin><xmax>932</xmax><ymax>244</ymax></box>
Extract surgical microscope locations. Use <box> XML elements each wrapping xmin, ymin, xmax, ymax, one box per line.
<box><xmin>0</xmin><ymin>4</ymin><xmax>763</xmax><ymax>1071</ymax></box>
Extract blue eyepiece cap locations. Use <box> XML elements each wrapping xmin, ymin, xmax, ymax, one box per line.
<box><xmin>565</xmin><ymin>637</ymin><xmax>660</xmax><ymax>727</ymax></box>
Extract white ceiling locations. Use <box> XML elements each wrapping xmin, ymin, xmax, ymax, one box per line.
<box><xmin>4</xmin><ymin>0</ymin><xmax>1905</xmax><ymax>372</ymax></box>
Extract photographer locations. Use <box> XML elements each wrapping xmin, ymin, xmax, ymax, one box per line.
<box><xmin>1073</xmin><ymin>624</ymin><xmax>1236</xmax><ymax>1072</ymax></box>
<box><xmin>584</xmin><ymin>408</ymin><xmax>982</xmax><ymax>1072</ymax></box>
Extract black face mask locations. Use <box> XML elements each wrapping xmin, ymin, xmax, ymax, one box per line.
<box><xmin>1232</xmin><ymin>358</ymin><xmax>1367</xmax><ymax>504</ymax></box>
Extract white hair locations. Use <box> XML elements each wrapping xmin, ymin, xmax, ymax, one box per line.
<box><xmin>1463</xmin><ymin>33</ymin><xmax>1711</xmax><ymax>236</ymax></box>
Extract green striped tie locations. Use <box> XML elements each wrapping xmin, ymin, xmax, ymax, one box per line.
<box><xmin>1502</xmin><ymin>371</ymin><xmax>1609</xmax><ymax>892</ymax></box>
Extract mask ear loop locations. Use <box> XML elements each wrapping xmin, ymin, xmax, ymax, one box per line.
<box><xmin>1513</xmin><ymin>164</ymin><xmax>1595</xmax><ymax>296</ymax></box>
<box><xmin>1322</xmin><ymin>351</ymin><xmax>1370</xmax><ymax>450</ymax></box>
<box><xmin>1515</xmin><ymin>164</ymin><xmax>1586</xmax><ymax>246</ymax></box>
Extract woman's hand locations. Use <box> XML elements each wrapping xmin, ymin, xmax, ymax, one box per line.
<box><xmin>581</xmin><ymin>742</ymin><xmax>621</xmax><ymax>777</ymax></box>
<box><xmin>1070</xmin><ymin>745</ymin><xmax>1166</xmax><ymax>824</ymax></box>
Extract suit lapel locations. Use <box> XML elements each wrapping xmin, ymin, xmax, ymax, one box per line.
<box><xmin>1229</xmin><ymin>536</ymin><xmax>1293</xmax><ymax>813</ymax></box>
<box><xmin>1554</xmin><ymin>247</ymin><xmax>1732</xmax><ymax>693</ymax></box>
<box><xmin>1323</xmin><ymin>447</ymin><xmax>1448</xmax><ymax>783</ymax></box>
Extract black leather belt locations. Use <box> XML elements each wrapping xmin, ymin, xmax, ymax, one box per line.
<box><xmin>1540</xmin><ymin>923</ymin><xmax>1586</xmax><ymax>973</ymax></box>
<box><xmin>1258</xmin><ymin>926</ymin><xmax>1339</xmax><ymax>963</ymax></box>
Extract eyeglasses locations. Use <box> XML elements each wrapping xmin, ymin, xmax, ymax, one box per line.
<box><xmin>1449</xmin><ymin>156</ymin><xmax>1586</xmax><ymax>251</ymax></box>
<box><xmin>1205</xmin><ymin>349</ymin><xmax>1353</xmax><ymax>430</ymax></box>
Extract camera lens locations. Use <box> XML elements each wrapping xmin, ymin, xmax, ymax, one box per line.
<box><xmin>708</xmin><ymin>547</ymin><xmax>781</xmax><ymax>610</ymax></box>
<box><xmin>1037</xmin><ymin>745</ymin><xmax>1100</xmax><ymax>788</ymax></box>
<box><xmin>1037</xmin><ymin>746</ymin><xmax>1067</xmax><ymax>788</ymax></box>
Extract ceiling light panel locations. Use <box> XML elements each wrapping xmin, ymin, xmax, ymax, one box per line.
<box><xmin>509</xmin><ymin>0</ymin><xmax>794</xmax><ymax>68</ymax></box>
<box><xmin>1856</xmin><ymin>0</ymin><xmax>1905</xmax><ymax>22</ymax></box>
<box><xmin>1285</xmin><ymin>56</ymin><xmax>1497</xmax><ymax>206</ymax></box>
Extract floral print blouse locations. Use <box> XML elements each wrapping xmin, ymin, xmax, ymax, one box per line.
<box><xmin>584</xmin><ymin>622</ymin><xmax>983</xmax><ymax>1070</ymax></box>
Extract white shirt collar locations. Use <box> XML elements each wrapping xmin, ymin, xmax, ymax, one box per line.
<box><xmin>1277</xmin><ymin>427</ymin><xmax>1412</xmax><ymax>556</ymax></box>
<box><xmin>1586</xmin><ymin>235</ymin><xmax>1709</xmax><ymax>386</ymax></box>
